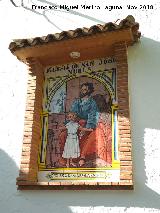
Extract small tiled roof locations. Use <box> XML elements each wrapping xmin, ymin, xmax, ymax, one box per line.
<box><xmin>9</xmin><ymin>15</ymin><xmax>140</xmax><ymax>54</ymax></box>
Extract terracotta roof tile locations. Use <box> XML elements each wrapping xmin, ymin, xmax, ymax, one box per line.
<box><xmin>9</xmin><ymin>15</ymin><xmax>141</xmax><ymax>53</ymax></box>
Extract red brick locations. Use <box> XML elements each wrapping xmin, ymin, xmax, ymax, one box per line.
<box><xmin>119</xmin><ymin>137</ymin><xmax>131</xmax><ymax>142</ymax></box>
<box><xmin>119</xmin><ymin>147</ymin><xmax>131</xmax><ymax>152</ymax></box>
<box><xmin>120</xmin><ymin>166</ymin><xmax>132</xmax><ymax>171</ymax></box>
<box><xmin>120</xmin><ymin>156</ymin><xmax>132</xmax><ymax>161</ymax></box>
<box><xmin>119</xmin><ymin>130</ymin><xmax>131</xmax><ymax>135</ymax></box>
<box><xmin>120</xmin><ymin>142</ymin><xmax>132</xmax><ymax>147</ymax></box>
<box><xmin>118</xmin><ymin>125</ymin><xmax>130</xmax><ymax>130</ymax></box>
<box><xmin>120</xmin><ymin>161</ymin><xmax>132</xmax><ymax>166</ymax></box>
<box><xmin>120</xmin><ymin>175</ymin><xmax>132</xmax><ymax>180</ymax></box>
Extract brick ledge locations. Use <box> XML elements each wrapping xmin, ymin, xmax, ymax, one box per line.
<box><xmin>17</xmin><ymin>181</ymin><xmax>134</xmax><ymax>190</ymax></box>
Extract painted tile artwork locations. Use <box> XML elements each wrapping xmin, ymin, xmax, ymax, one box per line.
<box><xmin>38</xmin><ymin>57</ymin><xmax>120</xmax><ymax>183</ymax></box>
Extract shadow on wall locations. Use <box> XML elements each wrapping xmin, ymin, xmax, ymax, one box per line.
<box><xmin>1</xmin><ymin>38</ymin><xmax>160</xmax><ymax>211</ymax></box>
<box><xmin>0</xmin><ymin>149</ymin><xmax>19</xmax><ymax>198</ymax></box>
<box><xmin>0</xmin><ymin>149</ymin><xmax>74</xmax><ymax>213</ymax></box>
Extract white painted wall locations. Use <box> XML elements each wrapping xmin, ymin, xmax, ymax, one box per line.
<box><xmin>0</xmin><ymin>0</ymin><xmax>160</xmax><ymax>212</ymax></box>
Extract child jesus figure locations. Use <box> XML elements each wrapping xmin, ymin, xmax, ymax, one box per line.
<box><xmin>60</xmin><ymin>112</ymin><xmax>93</xmax><ymax>167</ymax></box>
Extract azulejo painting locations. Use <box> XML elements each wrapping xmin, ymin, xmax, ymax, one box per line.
<box><xmin>38</xmin><ymin>57</ymin><xmax>120</xmax><ymax>183</ymax></box>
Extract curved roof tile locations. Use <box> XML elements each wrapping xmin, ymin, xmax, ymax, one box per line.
<box><xmin>9</xmin><ymin>15</ymin><xmax>141</xmax><ymax>53</ymax></box>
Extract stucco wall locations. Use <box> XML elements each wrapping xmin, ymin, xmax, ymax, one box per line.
<box><xmin>0</xmin><ymin>0</ymin><xmax>160</xmax><ymax>212</ymax></box>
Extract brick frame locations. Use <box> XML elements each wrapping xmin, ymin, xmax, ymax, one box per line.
<box><xmin>115</xmin><ymin>42</ymin><xmax>133</xmax><ymax>188</ymax></box>
<box><xmin>17</xmin><ymin>42</ymin><xmax>133</xmax><ymax>190</ymax></box>
<box><xmin>17</xmin><ymin>57</ymin><xmax>44</xmax><ymax>185</ymax></box>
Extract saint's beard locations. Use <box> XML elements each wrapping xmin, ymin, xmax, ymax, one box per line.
<box><xmin>79</xmin><ymin>91</ymin><xmax>90</xmax><ymax>98</ymax></box>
